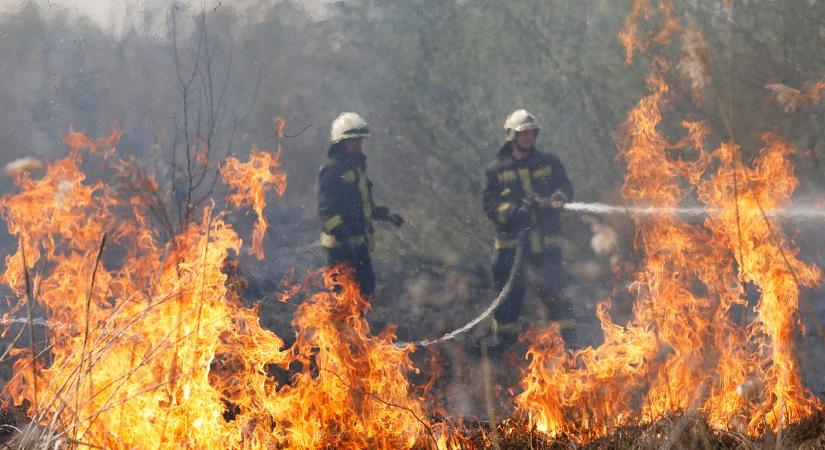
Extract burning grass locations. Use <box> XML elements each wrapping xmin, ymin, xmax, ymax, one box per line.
<box><xmin>515</xmin><ymin>2</ymin><xmax>824</xmax><ymax>443</ymax></box>
<box><xmin>1</xmin><ymin>77</ymin><xmax>824</xmax><ymax>450</ymax></box>
<box><xmin>515</xmin><ymin>63</ymin><xmax>822</xmax><ymax>442</ymax></box>
<box><xmin>2</xmin><ymin>406</ymin><xmax>825</xmax><ymax>449</ymax></box>
<box><xmin>0</xmin><ymin>130</ymin><xmax>433</xmax><ymax>448</ymax></box>
<box><xmin>0</xmin><ymin>122</ymin><xmax>823</xmax><ymax>448</ymax></box>
<box><xmin>0</xmin><ymin>1</ymin><xmax>823</xmax><ymax>447</ymax></box>
<box><xmin>412</xmin><ymin>412</ymin><xmax>825</xmax><ymax>449</ymax></box>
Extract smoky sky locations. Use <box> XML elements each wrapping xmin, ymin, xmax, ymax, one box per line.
<box><xmin>0</xmin><ymin>0</ymin><xmax>331</xmax><ymax>32</ymax></box>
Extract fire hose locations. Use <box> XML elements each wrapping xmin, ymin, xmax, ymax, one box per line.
<box><xmin>390</xmin><ymin>201</ymin><xmax>632</xmax><ymax>349</ymax></box>
<box><xmin>395</xmin><ymin>231</ymin><xmax>525</xmax><ymax>348</ymax></box>
<box><xmin>394</xmin><ymin>200</ymin><xmax>825</xmax><ymax>349</ymax></box>
<box><xmin>5</xmin><ymin>202</ymin><xmax>824</xmax><ymax>345</ymax></box>
<box><xmin>1</xmin><ymin>240</ymin><xmax>524</xmax><ymax>349</ymax></box>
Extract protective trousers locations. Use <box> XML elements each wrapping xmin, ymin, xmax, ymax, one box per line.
<box><xmin>491</xmin><ymin>246</ymin><xmax>564</xmax><ymax>325</ymax></box>
<box><xmin>326</xmin><ymin>243</ymin><xmax>375</xmax><ymax>298</ymax></box>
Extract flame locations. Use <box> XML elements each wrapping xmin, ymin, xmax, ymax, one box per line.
<box><xmin>63</xmin><ymin>126</ymin><xmax>122</xmax><ymax>159</ymax></box>
<box><xmin>2</xmin><ymin>3</ymin><xmax>821</xmax><ymax>445</ymax></box>
<box><xmin>619</xmin><ymin>0</ymin><xmax>648</xmax><ymax>65</ymax></box>
<box><xmin>517</xmin><ymin>19</ymin><xmax>822</xmax><ymax>442</ymax></box>
<box><xmin>699</xmin><ymin>135</ymin><xmax>822</xmax><ymax>433</ymax></box>
<box><xmin>1</xmin><ymin>130</ymin><xmax>432</xmax><ymax>449</ymax></box>
<box><xmin>619</xmin><ymin>0</ymin><xmax>679</xmax><ymax>65</ymax></box>
<box><xmin>221</xmin><ymin>119</ymin><xmax>287</xmax><ymax>260</ymax></box>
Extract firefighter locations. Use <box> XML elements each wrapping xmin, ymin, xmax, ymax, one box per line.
<box><xmin>317</xmin><ymin>112</ymin><xmax>404</xmax><ymax>297</ymax></box>
<box><xmin>482</xmin><ymin>109</ymin><xmax>574</xmax><ymax>344</ymax></box>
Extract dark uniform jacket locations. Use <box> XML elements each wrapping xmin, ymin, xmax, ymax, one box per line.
<box><xmin>482</xmin><ymin>143</ymin><xmax>573</xmax><ymax>254</ymax></box>
<box><xmin>317</xmin><ymin>144</ymin><xmax>384</xmax><ymax>250</ymax></box>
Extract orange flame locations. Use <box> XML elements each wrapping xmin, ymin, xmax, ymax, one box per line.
<box><xmin>220</xmin><ymin>119</ymin><xmax>287</xmax><ymax>259</ymax></box>
<box><xmin>518</xmin><ymin>2</ymin><xmax>822</xmax><ymax>439</ymax></box>
<box><xmin>1</xmin><ymin>130</ymin><xmax>433</xmax><ymax>449</ymax></box>
<box><xmin>619</xmin><ymin>0</ymin><xmax>679</xmax><ymax>65</ymax></box>
<box><xmin>517</xmin><ymin>29</ymin><xmax>822</xmax><ymax>442</ymax></box>
<box><xmin>699</xmin><ymin>135</ymin><xmax>822</xmax><ymax>433</ymax></box>
<box><xmin>63</xmin><ymin>125</ymin><xmax>122</xmax><ymax>159</ymax></box>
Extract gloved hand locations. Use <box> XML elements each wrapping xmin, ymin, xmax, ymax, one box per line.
<box><xmin>388</xmin><ymin>213</ymin><xmax>404</xmax><ymax>227</ymax></box>
<box><xmin>549</xmin><ymin>190</ymin><xmax>568</xmax><ymax>209</ymax></box>
<box><xmin>372</xmin><ymin>206</ymin><xmax>391</xmax><ymax>221</ymax></box>
<box><xmin>373</xmin><ymin>206</ymin><xmax>404</xmax><ymax>227</ymax></box>
<box><xmin>521</xmin><ymin>194</ymin><xmax>539</xmax><ymax>210</ymax></box>
<box><xmin>513</xmin><ymin>201</ymin><xmax>533</xmax><ymax>227</ymax></box>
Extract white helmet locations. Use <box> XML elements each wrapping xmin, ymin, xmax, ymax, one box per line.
<box><xmin>330</xmin><ymin>112</ymin><xmax>370</xmax><ymax>144</ymax></box>
<box><xmin>504</xmin><ymin>109</ymin><xmax>540</xmax><ymax>141</ymax></box>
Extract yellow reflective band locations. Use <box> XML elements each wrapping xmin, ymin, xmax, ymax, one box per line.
<box><xmin>556</xmin><ymin>318</ymin><xmax>577</xmax><ymax>330</ymax></box>
<box><xmin>497</xmin><ymin>170</ymin><xmax>516</xmax><ymax>182</ymax></box>
<box><xmin>321</xmin><ymin>233</ymin><xmax>372</xmax><ymax>249</ymax></box>
<box><xmin>517</xmin><ymin>168</ymin><xmax>533</xmax><ymax>193</ymax></box>
<box><xmin>500</xmin><ymin>188</ymin><xmax>511</xmax><ymax>197</ymax></box>
<box><xmin>357</xmin><ymin>168</ymin><xmax>372</xmax><ymax>227</ymax></box>
<box><xmin>341</xmin><ymin>171</ymin><xmax>356</xmax><ymax>183</ymax></box>
<box><xmin>533</xmin><ymin>165</ymin><xmax>552</xmax><ymax>178</ymax></box>
<box><xmin>496</xmin><ymin>202</ymin><xmax>511</xmax><ymax>223</ymax></box>
<box><xmin>529</xmin><ymin>230</ymin><xmax>543</xmax><ymax>254</ymax></box>
<box><xmin>543</xmin><ymin>235</ymin><xmax>563</xmax><ymax>247</ymax></box>
<box><xmin>517</xmin><ymin>168</ymin><xmax>538</xmax><ymax>251</ymax></box>
<box><xmin>320</xmin><ymin>232</ymin><xmax>339</xmax><ymax>248</ymax></box>
<box><xmin>323</xmin><ymin>214</ymin><xmax>343</xmax><ymax>231</ymax></box>
<box><xmin>494</xmin><ymin>237</ymin><xmax>518</xmax><ymax>249</ymax></box>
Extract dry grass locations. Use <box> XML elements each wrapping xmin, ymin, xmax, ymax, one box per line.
<box><xmin>678</xmin><ymin>20</ymin><xmax>711</xmax><ymax>97</ymax></box>
<box><xmin>1</xmin><ymin>343</ymin><xmax>824</xmax><ymax>450</ymax></box>
<box><xmin>766</xmin><ymin>81</ymin><xmax>825</xmax><ymax>113</ymax></box>
<box><xmin>431</xmin><ymin>411</ymin><xmax>825</xmax><ymax>450</ymax></box>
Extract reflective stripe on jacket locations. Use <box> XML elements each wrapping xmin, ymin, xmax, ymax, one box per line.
<box><xmin>482</xmin><ymin>143</ymin><xmax>573</xmax><ymax>254</ymax></box>
<box><xmin>317</xmin><ymin>144</ymin><xmax>382</xmax><ymax>250</ymax></box>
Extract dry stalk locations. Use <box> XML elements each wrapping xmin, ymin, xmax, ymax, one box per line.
<box><xmin>480</xmin><ymin>342</ymin><xmax>500</xmax><ymax>450</ymax></box>
<box><xmin>678</xmin><ymin>20</ymin><xmax>711</xmax><ymax>97</ymax></box>
<box><xmin>659</xmin><ymin>375</ymin><xmax>712</xmax><ymax>450</ymax></box>
<box><xmin>0</xmin><ymin>315</ymin><xmax>32</xmax><ymax>363</ymax></box>
<box><xmin>21</xmin><ymin>302</ymin><xmax>222</xmax><ymax>444</ymax></box>
<box><xmin>752</xmin><ymin>198</ymin><xmax>825</xmax><ymax>343</ymax></box>
<box><xmin>30</xmin><ymin>294</ymin><xmax>176</xmax><ymax>417</ymax></box>
<box><xmin>319</xmin><ymin>367</ymin><xmax>438</xmax><ymax>449</ymax></box>
<box><xmin>61</xmin><ymin>365</ymin><xmax>199</xmax><ymax>440</ymax></box>
<box><xmin>74</xmin><ymin>316</ymin><xmax>226</xmax><ymax>441</ymax></box>
<box><xmin>20</xmin><ymin>239</ymin><xmax>37</xmax><ymax>420</ymax></box>
<box><xmin>75</xmin><ymin>233</ymin><xmax>106</xmax><ymax>432</ymax></box>
<box><xmin>192</xmin><ymin>202</ymin><xmax>214</xmax><ymax>358</ymax></box>
<box><xmin>56</xmin><ymin>317</ymin><xmax>226</xmax><ymax>443</ymax></box>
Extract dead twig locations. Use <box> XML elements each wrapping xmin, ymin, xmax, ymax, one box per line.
<box><xmin>282</xmin><ymin>123</ymin><xmax>312</xmax><ymax>138</ymax></box>
<box><xmin>480</xmin><ymin>342</ymin><xmax>500</xmax><ymax>450</ymax></box>
<box><xmin>319</xmin><ymin>367</ymin><xmax>438</xmax><ymax>449</ymax></box>
<box><xmin>76</xmin><ymin>233</ymin><xmax>106</xmax><ymax>428</ymax></box>
<box><xmin>20</xmin><ymin>238</ymin><xmax>38</xmax><ymax>419</ymax></box>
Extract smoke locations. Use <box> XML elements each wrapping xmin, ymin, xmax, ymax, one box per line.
<box><xmin>0</xmin><ymin>0</ymin><xmax>822</xmax><ymax>434</ymax></box>
<box><xmin>0</xmin><ymin>0</ymin><xmax>334</xmax><ymax>34</ymax></box>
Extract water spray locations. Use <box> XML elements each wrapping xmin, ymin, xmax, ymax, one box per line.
<box><xmin>396</xmin><ymin>200</ymin><xmax>825</xmax><ymax>349</ymax></box>
<box><xmin>563</xmin><ymin>201</ymin><xmax>825</xmax><ymax>220</ymax></box>
<box><xmin>10</xmin><ymin>202</ymin><xmax>822</xmax><ymax>350</ymax></box>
